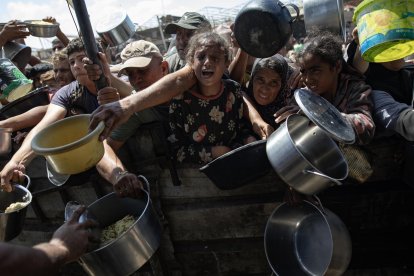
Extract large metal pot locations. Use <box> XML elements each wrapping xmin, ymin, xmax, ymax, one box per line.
<box><xmin>0</xmin><ymin>174</ymin><xmax>32</xmax><ymax>241</ymax></box>
<box><xmin>303</xmin><ymin>0</ymin><xmax>346</xmax><ymax>41</ymax></box>
<box><xmin>78</xmin><ymin>176</ymin><xmax>162</xmax><ymax>276</ymax></box>
<box><xmin>264</xmin><ymin>200</ymin><xmax>352</xmax><ymax>276</ymax></box>
<box><xmin>95</xmin><ymin>10</ymin><xmax>136</xmax><ymax>47</ymax></box>
<box><xmin>266</xmin><ymin>114</ymin><xmax>348</xmax><ymax>195</ymax></box>
<box><xmin>234</xmin><ymin>0</ymin><xmax>299</xmax><ymax>58</ymax></box>
<box><xmin>0</xmin><ymin>127</ymin><xmax>12</xmax><ymax>156</ymax></box>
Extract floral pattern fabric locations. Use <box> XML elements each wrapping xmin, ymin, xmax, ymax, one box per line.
<box><xmin>168</xmin><ymin>79</ymin><xmax>246</xmax><ymax>164</ymax></box>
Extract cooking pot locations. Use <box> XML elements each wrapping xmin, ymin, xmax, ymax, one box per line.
<box><xmin>78</xmin><ymin>176</ymin><xmax>162</xmax><ymax>276</ymax></box>
<box><xmin>0</xmin><ymin>127</ymin><xmax>12</xmax><ymax>156</ymax></box>
<box><xmin>303</xmin><ymin>0</ymin><xmax>346</xmax><ymax>41</ymax></box>
<box><xmin>0</xmin><ymin>86</ymin><xmax>49</xmax><ymax>120</ymax></box>
<box><xmin>200</xmin><ymin>140</ymin><xmax>271</xmax><ymax>189</ymax></box>
<box><xmin>95</xmin><ymin>10</ymin><xmax>136</xmax><ymax>47</ymax></box>
<box><xmin>264</xmin><ymin>200</ymin><xmax>351</xmax><ymax>276</ymax></box>
<box><xmin>234</xmin><ymin>0</ymin><xmax>299</xmax><ymax>58</ymax></box>
<box><xmin>31</xmin><ymin>114</ymin><xmax>105</xmax><ymax>175</ymax></box>
<box><xmin>266</xmin><ymin>114</ymin><xmax>348</xmax><ymax>195</ymax></box>
<box><xmin>0</xmin><ymin>174</ymin><xmax>32</xmax><ymax>241</ymax></box>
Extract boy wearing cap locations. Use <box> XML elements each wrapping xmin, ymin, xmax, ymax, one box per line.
<box><xmin>164</xmin><ymin>12</ymin><xmax>211</xmax><ymax>73</ymax></box>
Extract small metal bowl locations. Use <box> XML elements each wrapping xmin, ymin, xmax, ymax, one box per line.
<box><xmin>24</xmin><ymin>20</ymin><xmax>59</xmax><ymax>38</ymax></box>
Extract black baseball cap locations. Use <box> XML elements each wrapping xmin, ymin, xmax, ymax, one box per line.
<box><xmin>164</xmin><ymin>12</ymin><xmax>210</xmax><ymax>34</ymax></box>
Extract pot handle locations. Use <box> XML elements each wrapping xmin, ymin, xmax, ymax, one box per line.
<box><xmin>137</xmin><ymin>175</ymin><xmax>150</xmax><ymax>193</ymax></box>
<box><xmin>21</xmin><ymin>174</ymin><xmax>31</xmax><ymax>190</ymax></box>
<box><xmin>303</xmin><ymin>169</ymin><xmax>343</xmax><ymax>186</ymax></box>
<box><xmin>281</xmin><ymin>3</ymin><xmax>300</xmax><ymax>23</ymax></box>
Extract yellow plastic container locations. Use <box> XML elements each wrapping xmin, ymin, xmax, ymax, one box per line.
<box><xmin>353</xmin><ymin>0</ymin><xmax>414</xmax><ymax>62</ymax></box>
<box><xmin>31</xmin><ymin>114</ymin><xmax>105</xmax><ymax>174</ymax></box>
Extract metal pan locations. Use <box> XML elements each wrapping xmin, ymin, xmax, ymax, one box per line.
<box><xmin>200</xmin><ymin>139</ymin><xmax>271</xmax><ymax>190</ymax></box>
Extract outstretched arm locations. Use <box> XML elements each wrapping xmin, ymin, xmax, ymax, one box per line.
<box><xmin>90</xmin><ymin>65</ymin><xmax>196</xmax><ymax>140</ymax></box>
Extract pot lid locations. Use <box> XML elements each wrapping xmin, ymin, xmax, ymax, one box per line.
<box><xmin>294</xmin><ymin>88</ymin><xmax>355</xmax><ymax>144</ymax></box>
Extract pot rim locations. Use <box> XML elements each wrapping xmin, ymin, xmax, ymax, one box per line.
<box><xmin>0</xmin><ymin>175</ymin><xmax>32</xmax><ymax>214</ymax></box>
<box><xmin>84</xmin><ymin>189</ymin><xmax>152</xmax><ymax>253</ymax></box>
<box><xmin>31</xmin><ymin>114</ymin><xmax>104</xmax><ymax>155</ymax></box>
<box><xmin>264</xmin><ymin>200</ymin><xmax>333</xmax><ymax>275</ymax></box>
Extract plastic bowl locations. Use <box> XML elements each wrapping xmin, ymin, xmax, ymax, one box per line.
<box><xmin>31</xmin><ymin>114</ymin><xmax>105</xmax><ymax>174</ymax></box>
<box><xmin>24</xmin><ymin>20</ymin><xmax>59</xmax><ymax>38</ymax></box>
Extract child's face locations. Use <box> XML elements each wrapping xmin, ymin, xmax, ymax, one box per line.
<box><xmin>192</xmin><ymin>44</ymin><xmax>227</xmax><ymax>89</ymax></box>
<box><xmin>252</xmin><ymin>68</ymin><xmax>282</xmax><ymax>106</ymax></box>
<box><xmin>299</xmin><ymin>53</ymin><xmax>341</xmax><ymax>98</ymax></box>
<box><xmin>68</xmin><ymin>51</ymin><xmax>93</xmax><ymax>87</ymax></box>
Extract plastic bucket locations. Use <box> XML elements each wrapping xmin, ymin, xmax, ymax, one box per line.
<box><xmin>31</xmin><ymin>114</ymin><xmax>105</xmax><ymax>175</ymax></box>
<box><xmin>353</xmin><ymin>0</ymin><xmax>414</xmax><ymax>62</ymax></box>
<box><xmin>0</xmin><ymin>58</ymin><xmax>33</xmax><ymax>102</ymax></box>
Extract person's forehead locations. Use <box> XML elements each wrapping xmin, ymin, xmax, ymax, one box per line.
<box><xmin>68</xmin><ymin>51</ymin><xmax>86</xmax><ymax>60</ymax></box>
<box><xmin>195</xmin><ymin>44</ymin><xmax>223</xmax><ymax>53</ymax></box>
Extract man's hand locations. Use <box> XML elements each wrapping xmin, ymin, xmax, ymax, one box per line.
<box><xmin>89</xmin><ymin>96</ymin><xmax>133</xmax><ymax>141</ymax></box>
<box><xmin>0</xmin><ymin>160</ymin><xmax>26</xmax><ymax>192</ymax></box>
<box><xmin>0</xmin><ymin>20</ymin><xmax>30</xmax><ymax>44</ymax></box>
<box><xmin>83</xmin><ymin>52</ymin><xmax>111</xmax><ymax>85</ymax></box>
<box><xmin>113</xmin><ymin>172</ymin><xmax>144</xmax><ymax>198</ymax></box>
<box><xmin>47</xmin><ymin>206</ymin><xmax>97</xmax><ymax>263</ymax></box>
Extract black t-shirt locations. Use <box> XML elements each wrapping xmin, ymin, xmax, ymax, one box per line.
<box><xmin>346</xmin><ymin>40</ymin><xmax>414</xmax><ymax>105</ymax></box>
<box><xmin>51</xmin><ymin>81</ymin><xmax>99</xmax><ymax>116</ymax></box>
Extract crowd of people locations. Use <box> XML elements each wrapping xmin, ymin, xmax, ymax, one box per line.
<box><xmin>1</xmin><ymin>5</ymin><xmax>414</xmax><ymax>273</ymax></box>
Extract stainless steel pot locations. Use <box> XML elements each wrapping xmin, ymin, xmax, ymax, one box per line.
<box><xmin>95</xmin><ymin>10</ymin><xmax>136</xmax><ymax>47</ymax></box>
<box><xmin>266</xmin><ymin>114</ymin><xmax>348</xmax><ymax>195</ymax></box>
<box><xmin>264</xmin><ymin>200</ymin><xmax>352</xmax><ymax>276</ymax></box>
<box><xmin>78</xmin><ymin>176</ymin><xmax>162</xmax><ymax>276</ymax></box>
<box><xmin>303</xmin><ymin>0</ymin><xmax>346</xmax><ymax>41</ymax></box>
<box><xmin>0</xmin><ymin>127</ymin><xmax>12</xmax><ymax>156</ymax></box>
<box><xmin>0</xmin><ymin>174</ymin><xmax>32</xmax><ymax>241</ymax></box>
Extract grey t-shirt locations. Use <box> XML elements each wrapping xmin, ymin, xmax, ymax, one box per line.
<box><xmin>51</xmin><ymin>81</ymin><xmax>99</xmax><ymax>116</ymax></box>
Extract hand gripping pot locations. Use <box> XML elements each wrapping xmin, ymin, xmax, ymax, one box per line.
<box><xmin>266</xmin><ymin>89</ymin><xmax>355</xmax><ymax>195</ymax></box>
<box><xmin>78</xmin><ymin>176</ymin><xmax>162</xmax><ymax>276</ymax></box>
<box><xmin>0</xmin><ymin>174</ymin><xmax>32</xmax><ymax>241</ymax></box>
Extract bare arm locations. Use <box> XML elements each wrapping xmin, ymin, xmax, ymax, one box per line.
<box><xmin>228</xmin><ymin>48</ymin><xmax>249</xmax><ymax>84</ymax></box>
<box><xmin>90</xmin><ymin>65</ymin><xmax>196</xmax><ymax>140</ymax></box>
<box><xmin>96</xmin><ymin>140</ymin><xmax>144</xmax><ymax>198</ymax></box>
<box><xmin>242</xmin><ymin>92</ymin><xmax>274</xmax><ymax>138</ymax></box>
<box><xmin>42</xmin><ymin>17</ymin><xmax>69</xmax><ymax>46</ymax></box>
<box><xmin>0</xmin><ymin>20</ymin><xmax>30</xmax><ymax>48</ymax></box>
<box><xmin>109</xmin><ymin>74</ymin><xmax>133</xmax><ymax>98</ymax></box>
<box><xmin>0</xmin><ymin>206</ymin><xmax>95</xmax><ymax>276</ymax></box>
<box><xmin>0</xmin><ymin>105</ymin><xmax>48</xmax><ymax>132</ymax></box>
<box><xmin>0</xmin><ymin>104</ymin><xmax>66</xmax><ymax>191</ymax></box>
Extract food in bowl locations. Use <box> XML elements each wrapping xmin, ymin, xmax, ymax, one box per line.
<box><xmin>3</xmin><ymin>201</ymin><xmax>29</xmax><ymax>213</ymax></box>
<box><xmin>100</xmin><ymin>215</ymin><xmax>135</xmax><ymax>244</ymax></box>
<box><xmin>24</xmin><ymin>20</ymin><xmax>59</xmax><ymax>37</ymax></box>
